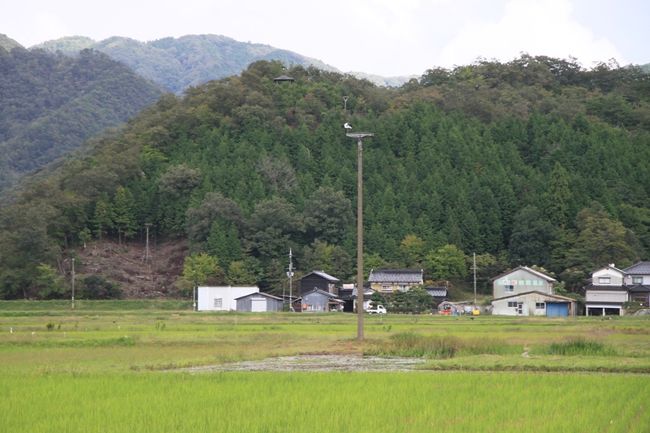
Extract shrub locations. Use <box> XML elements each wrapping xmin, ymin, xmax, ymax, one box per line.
<box><xmin>547</xmin><ymin>338</ymin><xmax>616</xmax><ymax>356</ymax></box>
<box><xmin>80</xmin><ymin>275</ymin><xmax>122</xmax><ymax>299</ymax></box>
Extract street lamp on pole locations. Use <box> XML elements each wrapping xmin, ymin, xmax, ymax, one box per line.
<box><xmin>347</xmin><ymin>131</ymin><xmax>373</xmax><ymax>341</ymax></box>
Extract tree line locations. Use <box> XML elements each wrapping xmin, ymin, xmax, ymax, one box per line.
<box><xmin>1</xmin><ymin>57</ymin><xmax>649</xmax><ymax>299</ymax></box>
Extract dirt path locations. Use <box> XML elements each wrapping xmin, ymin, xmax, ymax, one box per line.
<box><xmin>182</xmin><ymin>355</ymin><xmax>426</xmax><ymax>372</ymax></box>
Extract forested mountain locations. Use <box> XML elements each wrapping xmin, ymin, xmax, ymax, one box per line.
<box><xmin>35</xmin><ymin>35</ymin><xmax>339</xmax><ymax>94</ymax></box>
<box><xmin>0</xmin><ymin>46</ymin><xmax>163</xmax><ymax>191</ymax></box>
<box><xmin>1</xmin><ymin>57</ymin><xmax>650</xmax><ymax>300</ymax></box>
<box><xmin>0</xmin><ymin>34</ymin><xmax>22</xmax><ymax>50</ymax></box>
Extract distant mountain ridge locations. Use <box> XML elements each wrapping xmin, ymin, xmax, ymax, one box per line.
<box><xmin>0</xmin><ymin>34</ymin><xmax>22</xmax><ymax>50</ymax></box>
<box><xmin>34</xmin><ymin>34</ymin><xmax>340</xmax><ymax>93</ymax></box>
<box><xmin>33</xmin><ymin>34</ymin><xmax>412</xmax><ymax>90</ymax></box>
<box><xmin>0</xmin><ymin>46</ymin><xmax>163</xmax><ymax>191</ymax></box>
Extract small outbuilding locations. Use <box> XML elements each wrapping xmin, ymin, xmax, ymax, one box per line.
<box><xmin>235</xmin><ymin>292</ymin><xmax>284</xmax><ymax>312</ymax></box>
<box><xmin>299</xmin><ymin>288</ymin><xmax>344</xmax><ymax>312</ymax></box>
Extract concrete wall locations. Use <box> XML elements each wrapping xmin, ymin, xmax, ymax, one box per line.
<box><xmin>197</xmin><ymin>286</ymin><xmax>259</xmax><ymax>311</ymax></box>
<box><xmin>493</xmin><ymin>269</ymin><xmax>553</xmax><ymax>299</ymax></box>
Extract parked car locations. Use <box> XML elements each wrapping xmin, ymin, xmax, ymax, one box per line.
<box><xmin>367</xmin><ymin>305</ymin><xmax>387</xmax><ymax>314</ymax></box>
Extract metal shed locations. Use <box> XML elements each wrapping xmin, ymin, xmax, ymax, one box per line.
<box><xmin>235</xmin><ymin>292</ymin><xmax>283</xmax><ymax>312</ymax></box>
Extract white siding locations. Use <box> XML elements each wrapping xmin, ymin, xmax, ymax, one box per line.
<box><xmin>197</xmin><ymin>286</ymin><xmax>259</xmax><ymax>311</ymax></box>
<box><xmin>592</xmin><ymin>268</ymin><xmax>625</xmax><ymax>286</ymax></box>
<box><xmin>585</xmin><ymin>290</ymin><xmax>627</xmax><ymax>303</ymax></box>
<box><xmin>493</xmin><ymin>269</ymin><xmax>553</xmax><ymax>299</ymax></box>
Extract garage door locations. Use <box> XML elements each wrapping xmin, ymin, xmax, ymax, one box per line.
<box><xmin>251</xmin><ymin>298</ymin><xmax>266</xmax><ymax>312</ymax></box>
<box><xmin>546</xmin><ymin>302</ymin><xmax>568</xmax><ymax>317</ymax></box>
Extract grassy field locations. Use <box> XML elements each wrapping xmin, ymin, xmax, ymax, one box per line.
<box><xmin>1</xmin><ymin>301</ymin><xmax>649</xmax><ymax>432</ymax></box>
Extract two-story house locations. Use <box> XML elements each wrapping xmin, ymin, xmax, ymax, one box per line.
<box><xmin>299</xmin><ymin>271</ymin><xmax>340</xmax><ymax>296</ymax></box>
<box><xmin>368</xmin><ymin>269</ymin><xmax>423</xmax><ymax>293</ymax></box>
<box><xmin>491</xmin><ymin>266</ymin><xmax>576</xmax><ymax>317</ymax></box>
<box><xmin>586</xmin><ymin>262</ymin><xmax>650</xmax><ymax>315</ymax></box>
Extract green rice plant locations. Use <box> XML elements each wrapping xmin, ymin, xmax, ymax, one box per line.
<box><xmin>365</xmin><ymin>332</ymin><xmax>459</xmax><ymax>358</ymax></box>
<box><xmin>547</xmin><ymin>337</ymin><xmax>616</xmax><ymax>356</ymax></box>
<box><xmin>365</xmin><ymin>332</ymin><xmax>517</xmax><ymax>359</ymax></box>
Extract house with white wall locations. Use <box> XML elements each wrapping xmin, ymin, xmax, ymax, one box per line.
<box><xmin>197</xmin><ymin>286</ymin><xmax>259</xmax><ymax>311</ymax></box>
<box><xmin>586</xmin><ymin>262</ymin><xmax>650</xmax><ymax>315</ymax></box>
<box><xmin>491</xmin><ymin>266</ymin><xmax>575</xmax><ymax>316</ymax></box>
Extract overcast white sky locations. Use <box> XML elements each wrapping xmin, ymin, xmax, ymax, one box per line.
<box><xmin>3</xmin><ymin>0</ymin><xmax>648</xmax><ymax>76</ymax></box>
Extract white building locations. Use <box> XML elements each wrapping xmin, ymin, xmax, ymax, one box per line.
<box><xmin>197</xmin><ymin>286</ymin><xmax>259</xmax><ymax>311</ymax></box>
<box><xmin>490</xmin><ymin>266</ymin><xmax>575</xmax><ymax>316</ymax></box>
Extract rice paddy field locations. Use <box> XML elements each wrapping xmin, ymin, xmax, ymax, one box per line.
<box><xmin>1</xmin><ymin>300</ymin><xmax>649</xmax><ymax>432</ymax></box>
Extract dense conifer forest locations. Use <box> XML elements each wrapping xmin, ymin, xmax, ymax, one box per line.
<box><xmin>1</xmin><ymin>57</ymin><xmax>649</xmax><ymax>299</ymax></box>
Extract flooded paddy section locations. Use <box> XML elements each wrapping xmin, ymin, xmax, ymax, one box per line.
<box><xmin>182</xmin><ymin>354</ymin><xmax>426</xmax><ymax>372</ymax></box>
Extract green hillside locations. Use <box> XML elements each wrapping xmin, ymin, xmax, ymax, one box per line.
<box><xmin>35</xmin><ymin>34</ymin><xmax>337</xmax><ymax>93</ymax></box>
<box><xmin>0</xmin><ymin>47</ymin><xmax>163</xmax><ymax>190</ymax></box>
<box><xmin>1</xmin><ymin>57</ymin><xmax>649</xmax><ymax>299</ymax></box>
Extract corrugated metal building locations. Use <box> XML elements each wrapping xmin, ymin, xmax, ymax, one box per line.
<box><xmin>235</xmin><ymin>292</ymin><xmax>283</xmax><ymax>312</ymax></box>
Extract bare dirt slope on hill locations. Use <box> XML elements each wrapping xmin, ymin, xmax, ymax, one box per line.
<box><xmin>75</xmin><ymin>240</ymin><xmax>188</xmax><ymax>298</ymax></box>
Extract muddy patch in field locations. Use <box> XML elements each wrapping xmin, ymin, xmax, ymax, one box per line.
<box><xmin>183</xmin><ymin>355</ymin><xmax>426</xmax><ymax>372</ymax></box>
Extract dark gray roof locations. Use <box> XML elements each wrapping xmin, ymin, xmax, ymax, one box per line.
<box><xmin>301</xmin><ymin>271</ymin><xmax>339</xmax><ymax>282</ymax></box>
<box><xmin>426</xmin><ymin>287</ymin><xmax>448</xmax><ymax>297</ymax></box>
<box><xmin>351</xmin><ymin>287</ymin><xmax>375</xmax><ymax>298</ymax></box>
<box><xmin>628</xmin><ymin>284</ymin><xmax>650</xmax><ymax>293</ymax></box>
<box><xmin>301</xmin><ymin>288</ymin><xmax>343</xmax><ymax>300</ymax></box>
<box><xmin>586</xmin><ymin>285</ymin><xmax>628</xmax><ymax>291</ymax></box>
<box><xmin>368</xmin><ymin>269</ymin><xmax>423</xmax><ymax>283</ymax></box>
<box><xmin>234</xmin><ymin>291</ymin><xmax>283</xmax><ymax>301</ymax></box>
<box><xmin>624</xmin><ymin>261</ymin><xmax>650</xmax><ymax>275</ymax></box>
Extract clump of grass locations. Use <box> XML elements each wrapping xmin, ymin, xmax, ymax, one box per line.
<box><xmin>366</xmin><ymin>333</ymin><xmax>516</xmax><ymax>359</ymax></box>
<box><xmin>547</xmin><ymin>338</ymin><xmax>616</xmax><ymax>356</ymax></box>
<box><xmin>368</xmin><ymin>333</ymin><xmax>458</xmax><ymax>358</ymax></box>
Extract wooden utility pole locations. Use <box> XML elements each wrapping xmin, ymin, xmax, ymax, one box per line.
<box><xmin>347</xmin><ymin>132</ymin><xmax>373</xmax><ymax>341</ymax></box>
<box><xmin>71</xmin><ymin>258</ymin><xmax>76</xmax><ymax>310</ymax></box>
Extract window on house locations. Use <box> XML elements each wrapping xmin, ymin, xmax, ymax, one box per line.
<box><xmin>381</xmin><ymin>285</ymin><xmax>391</xmax><ymax>292</ymax></box>
<box><xmin>505</xmin><ymin>285</ymin><xmax>514</xmax><ymax>292</ymax></box>
<box><xmin>633</xmin><ymin>276</ymin><xmax>643</xmax><ymax>284</ymax></box>
<box><xmin>214</xmin><ymin>298</ymin><xmax>223</xmax><ymax>308</ymax></box>
<box><xmin>536</xmin><ymin>302</ymin><xmax>545</xmax><ymax>309</ymax></box>
<box><xmin>507</xmin><ymin>301</ymin><xmax>518</xmax><ymax>308</ymax></box>
<box><xmin>598</xmin><ymin>277</ymin><xmax>611</xmax><ymax>284</ymax></box>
